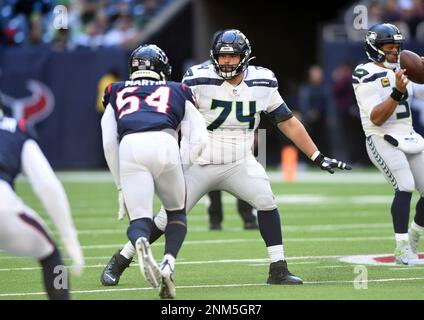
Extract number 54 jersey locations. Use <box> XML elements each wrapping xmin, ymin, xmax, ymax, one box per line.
<box><xmin>103</xmin><ymin>79</ymin><xmax>194</xmax><ymax>141</ymax></box>
<box><xmin>183</xmin><ymin>63</ymin><xmax>287</xmax><ymax>164</ymax></box>
<box><xmin>352</xmin><ymin>62</ymin><xmax>424</xmax><ymax>137</ymax></box>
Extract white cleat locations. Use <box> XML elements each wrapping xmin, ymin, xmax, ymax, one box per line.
<box><xmin>395</xmin><ymin>240</ymin><xmax>421</xmax><ymax>265</ymax></box>
<box><xmin>159</xmin><ymin>260</ymin><xmax>176</xmax><ymax>299</ymax></box>
<box><xmin>135</xmin><ymin>237</ymin><xmax>161</xmax><ymax>288</ymax></box>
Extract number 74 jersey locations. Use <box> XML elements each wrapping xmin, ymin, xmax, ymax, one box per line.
<box><xmin>352</xmin><ymin>62</ymin><xmax>424</xmax><ymax>137</ymax></box>
<box><xmin>182</xmin><ymin>63</ymin><xmax>285</xmax><ymax>164</ymax></box>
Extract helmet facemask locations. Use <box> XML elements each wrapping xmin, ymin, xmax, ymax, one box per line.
<box><xmin>212</xmin><ymin>53</ymin><xmax>249</xmax><ymax>80</ymax></box>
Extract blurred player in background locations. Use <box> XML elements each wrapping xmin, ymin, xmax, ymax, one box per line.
<box><xmin>101</xmin><ymin>29</ymin><xmax>351</xmax><ymax>287</ymax></box>
<box><xmin>352</xmin><ymin>23</ymin><xmax>424</xmax><ymax>265</ymax></box>
<box><xmin>101</xmin><ymin>44</ymin><xmax>207</xmax><ymax>298</ymax></box>
<box><xmin>207</xmin><ymin>190</ymin><xmax>258</xmax><ymax>230</ymax></box>
<box><xmin>0</xmin><ymin>99</ymin><xmax>84</xmax><ymax>300</ymax></box>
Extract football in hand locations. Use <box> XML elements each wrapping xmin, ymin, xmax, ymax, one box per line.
<box><xmin>400</xmin><ymin>50</ymin><xmax>424</xmax><ymax>84</ymax></box>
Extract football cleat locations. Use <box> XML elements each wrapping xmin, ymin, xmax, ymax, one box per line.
<box><xmin>209</xmin><ymin>223</ymin><xmax>222</xmax><ymax>231</ymax></box>
<box><xmin>267</xmin><ymin>260</ymin><xmax>303</xmax><ymax>285</ymax></box>
<box><xmin>100</xmin><ymin>249</ymin><xmax>132</xmax><ymax>286</ymax></box>
<box><xmin>159</xmin><ymin>260</ymin><xmax>176</xmax><ymax>299</ymax></box>
<box><xmin>395</xmin><ymin>240</ymin><xmax>420</xmax><ymax>265</ymax></box>
<box><xmin>135</xmin><ymin>237</ymin><xmax>161</xmax><ymax>288</ymax></box>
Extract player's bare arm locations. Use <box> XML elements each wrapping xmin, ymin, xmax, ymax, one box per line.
<box><xmin>277</xmin><ymin>116</ymin><xmax>318</xmax><ymax>158</ymax></box>
<box><xmin>370</xmin><ymin>69</ymin><xmax>409</xmax><ymax>126</ymax></box>
<box><xmin>277</xmin><ymin>116</ymin><xmax>351</xmax><ymax>173</ymax></box>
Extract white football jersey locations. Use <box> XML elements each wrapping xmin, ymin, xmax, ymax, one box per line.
<box><xmin>182</xmin><ymin>63</ymin><xmax>284</xmax><ymax>164</ymax></box>
<box><xmin>353</xmin><ymin>62</ymin><xmax>424</xmax><ymax>137</ymax></box>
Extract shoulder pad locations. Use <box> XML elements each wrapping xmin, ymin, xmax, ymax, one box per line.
<box><xmin>245</xmin><ymin>66</ymin><xmax>278</xmax><ymax>88</ymax></box>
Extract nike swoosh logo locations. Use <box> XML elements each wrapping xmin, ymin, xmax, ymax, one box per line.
<box><xmin>105</xmin><ymin>274</ymin><xmax>116</xmax><ymax>282</ymax></box>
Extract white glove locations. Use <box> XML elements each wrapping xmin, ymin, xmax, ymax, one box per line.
<box><xmin>62</xmin><ymin>235</ymin><xmax>84</xmax><ymax>276</ymax></box>
<box><xmin>118</xmin><ymin>189</ymin><xmax>128</xmax><ymax>220</ymax></box>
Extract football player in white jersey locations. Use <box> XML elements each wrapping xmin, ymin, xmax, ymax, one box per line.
<box><xmin>352</xmin><ymin>23</ymin><xmax>424</xmax><ymax>265</ymax></box>
<box><xmin>101</xmin><ymin>29</ymin><xmax>351</xmax><ymax>286</ymax></box>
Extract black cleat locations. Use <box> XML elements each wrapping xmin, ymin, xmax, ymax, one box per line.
<box><xmin>209</xmin><ymin>223</ymin><xmax>222</xmax><ymax>231</ymax></box>
<box><xmin>267</xmin><ymin>260</ymin><xmax>303</xmax><ymax>285</ymax></box>
<box><xmin>100</xmin><ymin>250</ymin><xmax>132</xmax><ymax>286</ymax></box>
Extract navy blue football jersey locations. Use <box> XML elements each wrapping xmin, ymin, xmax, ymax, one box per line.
<box><xmin>0</xmin><ymin>117</ymin><xmax>32</xmax><ymax>187</ymax></box>
<box><xmin>103</xmin><ymin>79</ymin><xmax>195</xmax><ymax>140</ymax></box>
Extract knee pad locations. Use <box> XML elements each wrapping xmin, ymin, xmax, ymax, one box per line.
<box><xmin>252</xmin><ymin>193</ymin><xmax>276</xmax><ymax>211</ymax></box>
<box><xmin>397</xmin><ymin>177</ymin><xmax>415</xmax><ymax>193</ymax></box>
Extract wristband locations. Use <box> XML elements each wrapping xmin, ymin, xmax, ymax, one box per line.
<box><xmin>310</xmin><ymin>150</ymin><xmax>321</xmax><ymax>161</ymax></box>
<box><xmin>390</xmin><ymin>88</ymin><xmax>404</xmax><ymax>102</ymax></box>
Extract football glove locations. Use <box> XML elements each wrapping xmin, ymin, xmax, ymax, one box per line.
<box><xmin>118</xmin><ymin>188</ymin><xmax>128</xmax><ymax>220</ymax></box>
<box><xmin>312</xmin><ymin>152</ymin><xmax>352</xmax><ymax>174</ymax></box>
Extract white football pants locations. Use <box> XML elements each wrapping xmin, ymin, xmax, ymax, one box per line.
<box><xmin>154</xmin><ymin>154</ymin><xmax>277</xmax><ymax>230</ymax></box>
<box><xmin>120</xmin><ymin>153</ymin><xmax>277</xmax><ymax>254</ymax></box>
<box><xmin>119</xmin><ymin>131</ymin><xmax>186</xmax><ymax>221</ymax></box>
<box><xmin>366</xmin><ymin>135</ymin><xmax>424</xmax><ymax>194</ymax></box>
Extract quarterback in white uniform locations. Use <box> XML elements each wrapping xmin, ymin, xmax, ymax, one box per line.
<box><xmin>353</xmin><ymin>23</ymin><xmax>424</xmax><ymax>265</ymax></box>
<box><xmin>101</xmin><ymin>29</ymin><xmax>351</xmax><ymax>286</ymax></box>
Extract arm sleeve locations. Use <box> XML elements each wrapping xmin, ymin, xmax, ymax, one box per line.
<box><xmin>181</xmin><ymin>100</ymin><xmax>208</xmax><ymax>144</ymax></box>
<box><xmin>180</xmin><ymin>100</ymin><xmax>208</xmax><ymax>163</ymax></box>
<box><xmin>21</xmin><ymin>139</ymin><xmax>78</xmax><ymax>241</ymax></box>
<box><xmin>266</xmin><ymin>103</ymin><xmax>294</xmax><ymax>124</ymax></box>
<box><xmin>101</xmin><ymin>104</ymin><xmax>121</xmax><ymax>189</ymax></box>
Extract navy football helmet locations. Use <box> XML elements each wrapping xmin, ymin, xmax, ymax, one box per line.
<box><xmin>210</xmin><ymin>29</ymin><xmax>252</xmax><ymax>79</ymax></box>
<box><xmin>129</xmin><ymin>44</ymin><xmax>172</xmax><ymax>81</ymax></box>
<box><xmin>365</xmin><ymin>23</ymin><xmax>404</xmax><ymax>69</ymax></box>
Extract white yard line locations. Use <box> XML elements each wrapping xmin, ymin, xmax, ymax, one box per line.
<box><xmin>2</xmin><ymin>277</ymin><xmax>424</xmax><ymax>297</ymax></box>
<box><xmin>15</xmin><ymin>170</ymin><xmax>387</xmax><ymax>184</ymax></box>
<box><xmin>61</xmin><ymin>222</ymin><xmax>393</xmax><ymax>236</ymax></box>
<box><xmin>0</xmin><ymin>254</ymin><xmax>386</xmax><ymax>272</ymax></box>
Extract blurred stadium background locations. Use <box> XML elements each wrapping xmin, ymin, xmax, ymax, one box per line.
<box><xmin>1</xmin><ymin>0</ymin><xmax>423</xmax><ymax>170</ymax></box>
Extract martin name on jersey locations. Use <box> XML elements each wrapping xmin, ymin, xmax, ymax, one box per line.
<box><xmin>182</xmin><ymin>63</ymin><xmax>293</xmax><ymax>164</ymax></box>
<box><xmin>352</xmin><ymin>62</ymin><xmax>424</xmax><ymax>137</ymax></box>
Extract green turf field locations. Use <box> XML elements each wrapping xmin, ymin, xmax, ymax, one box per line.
<box><xmin>1</xmin><ymin>169</ymin><xmax>424</xmax><ymax>300</ymax></box>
